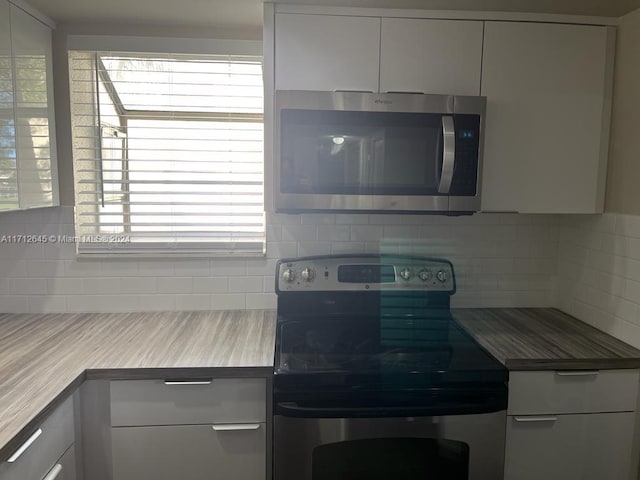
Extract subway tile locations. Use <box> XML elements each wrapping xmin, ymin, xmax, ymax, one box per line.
<box><xmin>266</xmin><ymin>224</ymin><xmax>282</xmax><ymax>242</ymax></box>
<box><xmin>266</xmin><ymin>242</ymin><xmax>298</xmax><ymax>259</ymax></box>
<box><xmin>83</xmin><ymin>278</ymin><xmax>122</xmax><ymax>295</ymax></box>
<box><xmin>0</xmin><ymin>295</ymin><xmax>29</xmax><ymax>312</ymax></box>
<box><xmin>157</xmin><ymin>277</ymin><xmax>193</xmax><ymax>294</ymax></box>
<box><xmin>350</xmin><ymin>225</ymin><xmax>383</xmax><ymax>242</ymax></box>
<box><xmin>246</xmin><ymin>258</ymin><xmax>278</xmax><ymax>276</ymax></box>
<box><xmin>268</xmin><ymin>213</ymin><xmax>302</xmax><ymax>226</ymax></box>
<box><xmin>100</xmin><ymin>260</ymin><xmax>139</xmax><ymax>276</ymax></box>
<box><xmin>616</xmin><ymin>214</ymin><xmax>640</xmax><ymax>239</ymax></box>
<box><xmin>229</xmin><ymin>276</ymin><xmax>263</xmax><ymax>293</ymax></box>
<box><xmin>246</xmin><ymin>293</ymin><xmax>277</xmax><ymax>309</ymax></box>
<box><xmin>173</xmin><ymin>259</ymin><xmax>212</xmax><ymax>277</ymax></box>
<box><xmin>47</xmin><ymin>278</ymin><xmax>86</xmax><ymax>295</ymax></box>
<box><xmin>210</xmin><ymin>294</ymin><xmax>246</xmax><ymax>310</ymax></box>
<box><xmin>138</xmin><ymin>294</ymin><xmax>176</xmax><ymax>311</ymax></box>
<box><xmin>263</xmin><ymin>276</ymin><xmax>276</xmax><ymax>293</ymax></box>
<box><xmin>119</xmin><ymin>277</ymin><xmax>157</xmax><ymax>294</ymax></box>
<box><xmin>63</xmin><ymin>260</ymin><xmax>103</xmax><ymax>277</ymax></box>
<box><xmin>301</xmin><ymin>214</ymin><xmax>335</xmax><ymax>225</ymax></box>
<box><xmin>10</xmin><ymin>278</ymin><xmax>47</xmax><ymax>295</ymax></box>
<box><xmin>136</xmin><ymin>260</ymin><xmax>174</xmax><ymax>277</ymax></box>
<box><xmin>210</xmin><ymin>259</ymin><xmax>247</xmax><ymax>276</ymax></box>
<box><xmin>175</xmin><ymin>294</ymin><xmax>211</xmax><ymax>311</ymax></box>
<box><xmin>26</xmin><ymin>260</ymin><xmax>64</xmax><ymax>277</ymax></box>
<box><xmin>331</xmin><ymin>242</ymin><xmax>366</xmax><ymax>255</ymax></box>
<box><xmin>281</xmin><ymin>224</ymin><xmax>317</xmax><ymax>242</ymax></box>
<box><xmin>297</xmin><ymin>242</ymin><xmax>331</xmax><ymax>257</ymax></box>
<box><xmin>335</xmin><ymin>214</ymin><xmax>369</xmax><ymax>225</ymax></box>
<box><xmin>191</xmin><ymin>277</ymin><xmax>228</xmax><ymax>294</ymax></box>
<box><xmin>27</xmin><ymin>295</ymin><xmax>67</xmax><ymax>313</ymax></box>
<box><xmin>316</xmin><ymin>225</ymin><xmax>350</xmax><ymax>242</ymax></box>
<box><xmin>368</xmin><ymin>214</ymin><xmax>405</xmax><ymax>225</ymax></box>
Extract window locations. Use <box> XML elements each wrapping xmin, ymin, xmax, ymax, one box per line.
<box><xmin>69</xmin><ymin>48</ymin><xmax>264</xmax><ymax>255</ymax></box>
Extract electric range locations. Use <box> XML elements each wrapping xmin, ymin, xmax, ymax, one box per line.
<box><xmin>273</xmin><ymin>254</ymin><xmax>508</xmax><ymax>480</ymax></box>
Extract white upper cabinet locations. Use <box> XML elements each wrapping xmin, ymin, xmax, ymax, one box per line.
<box><xmin>275</xmin><ymin>14</ymin><xmax>381</xmax><ymax>92</ymax></box>
<box><xmin>0</xmin><ymin>0</ymin><xmax>18</xmax><ymax>211</ymax></box>
<box><xmin>379</xmin><ymin>18</ymin><xmax>483</xmax><ymax>95</ymax></box>
<box><xmin>480</xmin><ymin>21</ymin><xmax>613</xmax><ymax>213</ymax></box>
<box><xmin>10</xmin><ymin>3</ymin><xmax>58</xmax><ymax>210</ymax></box>
<box><xmin>0</xmin><ymin>0</ymin><xmax>58</xmax><ymax>212</ymax></box>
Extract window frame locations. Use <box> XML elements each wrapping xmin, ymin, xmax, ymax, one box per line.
<box><xmin>68</xmin><ymin>36</ymin><xmax>265</xmax><ymax>258</ymax></box>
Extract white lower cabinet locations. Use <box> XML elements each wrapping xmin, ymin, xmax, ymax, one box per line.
<box><xmin>112</xmin><ymin>424</ymin><xmax>265</xmax><ymax>480</ymax></box>
<box><xmin>110</xmin><ymin>378</ymin><xmax>267</xmax><ymax>480</ymax></box>
<box><xmin>0</xmin><ymin>395</ymin><xmax>75</xmax><ymax>480</ymax></box>
<box><xmin>504</xmin><ymin>412</ymin><xmax>635</xmax><ymax>480</ymax></box>
<box><xmin>504</xmin><ymin>370</ymin><xmax>640</xmax><ymax>480</ymax></box>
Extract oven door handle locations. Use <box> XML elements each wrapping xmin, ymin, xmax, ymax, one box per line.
<box><xmin>275</xmin><ymin>401</ymin><xmax>500</xmax><ymax>418</ymax></box>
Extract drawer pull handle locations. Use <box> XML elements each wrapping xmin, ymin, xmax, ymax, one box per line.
<box><xmin>555</xmin><ymin>371</ymin><xmax>599</xmax><ymax>377</ymax></box>
<box><xmin>212</xmin><ymin>424</ymin><xmax>261</xmax><ymax>431</ymax></box>
<box><xmin>7</xmin><ymin>428</ymin><xmax>42</xmax><ymax>463</ymax></box>
<box><xmin>164</xmin><ymin>380</ymin><xmax>212</xmax><ymax>385</ymax></box>
<box><xmin>43</xmin><ymin>464</ymin><xmax>63</xmax><ymax>480</ymax></box>
<box><xmin>514</xmin><ymin>416</ymin><xmax>558</xmax><ymax>423</ymax></box>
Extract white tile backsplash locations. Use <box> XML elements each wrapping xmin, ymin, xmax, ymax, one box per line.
<box><xmin>557</xmin><ymin>213</ymin><xmax>640</xmax><ymax>348</ymax></box>
<box><xmin>0</xmin><ymin>206</ymin><xmax>561</xmax><ymax>313</ymax></box>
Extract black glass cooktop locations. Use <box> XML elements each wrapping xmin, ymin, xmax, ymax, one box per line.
<box><xmin>275</xmin><ymin>313</ymin><xmax>507</xmax><ymax>386</ymax></box>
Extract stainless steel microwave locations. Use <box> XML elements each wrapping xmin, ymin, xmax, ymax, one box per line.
<box><xmin>275</xmin><ymin>91</ymin><xmax>486</xmax><ymax>214</ymax></box>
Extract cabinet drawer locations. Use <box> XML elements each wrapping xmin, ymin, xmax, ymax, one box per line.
<box><xmin>504</xmin><ymin>412</ymin><xmax>635</xmax><ymax>480</ymax></box>
<box><xmin>112</xmin><ymin>423</ymin><xmax>266</xmax><ymax>480</ymax></box>
<box><xmin>0</xmin><ymin>396</ymin><xmax>74</xmax><ymax>480</ymax></box>
<box><xmin>110</xmin><ymin>378</ymin><xmax>266</xmax><ymax>426</ymax></box>
<box><xmin>508</xmin><ymin>370</ymin><xmax>639</xmax><ymax>415</ymax></box>
<box><xmin>41</xmin><ymin>445</ymin><xmax>76</xmax><ymax>480</ymax></box>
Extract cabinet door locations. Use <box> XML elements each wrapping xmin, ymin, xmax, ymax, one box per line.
<box><xmin>275</xmin><ymin>13</ymin><xmax>380</xmax><ymax>92</ymax></box>
<box><xmin>480</xmin><ymin>22</ymin><xmax>613</xmax><ymax>213</ymax></box>
<box><xmin>42</xmin><ymin>446</ymin><xmax>76</xmax><ymax>480</ymax></box>
<box><xmin>504</xmin><ymin>412</ymin><xmax>635</xmax><ymax>480</ymax></box>
<box><xmin>10</xmin><ymin>3</ymin><xmax>58</xmax><ymax>209</ymax></box>
<box><xmin>379</xmin><ymin>18</ymin><xmax>483</xmax><ymax>95</ymax></box>
<box><xmin>0</xmin><ymin>0</ymin><xmax>18</xmax><ymax>211</ymax></box>
<box><xmin>112</xmin><ymin>423</ymin><xmax>266</xmax><ymax>480</ymax></box>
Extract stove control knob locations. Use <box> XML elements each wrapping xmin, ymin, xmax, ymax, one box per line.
<box><xmin>418</xmin><ymin>269</ymin><xmax>432</xmax><ymax>282</ymax></box>
<box><xmin>301</xmin><ymin>267</ymin><xmax>315</xmax><ymax>282</ymax></box>
<box><xmin>436</xmin><ymin>269</ymin><xmax>449</xmax><ymax>283</ymax></box>
<box><xmin>399</xmin><ymin>267</ymin><xmax>412</xmax><ymax>281</ymax></box>
<box><xmin>282</xmin><ymin>268</ymin><xmax>295</xmax><ymax>283</ymax></box>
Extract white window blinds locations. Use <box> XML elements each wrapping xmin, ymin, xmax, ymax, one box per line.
<box><xmin>69</xmin><ymin>50</ymin><xmax>265</xmax><ymax>256</ymax></box>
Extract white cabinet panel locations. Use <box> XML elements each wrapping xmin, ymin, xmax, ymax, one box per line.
<box><xmin>481</xmin><ymin>21</ymin><xmax>612</xmax><ymax>213</ymax></box>
<box><xmin>110</xmin><ymin>378</ymin><xmax>266</xmax><ymax>426</ymax></box>
<box><xmin>379</xmin><ymin>18</ymin><xmax>483</xmax><ymax>95</ymax></box>
<box><xmin>275</xmin><ymin>13</ymin><xmax>380</xmax><ymax>92</ymax></box>
<box><xmin>504</xmin><ymin>412</ymin><xmax>635</xmax><ymax>480</ymax></box>
<box><xmin>112</xmin><ymin>424</ymin><xmax>266</xmax><ymax>480</ymax></box>
<box><xmin>508</xmin><ymin>370</ymin><xmax>640</xmax><ymax>415</ymax></box>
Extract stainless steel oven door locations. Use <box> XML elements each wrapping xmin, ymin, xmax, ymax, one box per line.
<box><xmin>274</xmin><ymin>411</ymin><xmax>506</xmax><ymax>480</ymax></box>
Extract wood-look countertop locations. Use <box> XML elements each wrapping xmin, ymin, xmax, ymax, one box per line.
<box><xmin>0</xmin><ymin>310</ymin><xmax>276</xmax><ymax>462</ymax></box>
<box><xmin>2</xmin><ymin>307</ymin><xmax>640</xmax><ymax>463</ymax></box>
<box><xmin>453</xmin><ymin>308</ymin><xmax>640</xmax><ymax>371</ymax></box>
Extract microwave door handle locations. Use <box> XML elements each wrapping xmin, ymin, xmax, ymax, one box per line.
<box><xmin>437</xmin><ymin>116</ymin><xmax>456</xmax><ymax>194</ymax></box>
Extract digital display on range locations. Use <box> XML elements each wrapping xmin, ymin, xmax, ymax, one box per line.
<box><xmin>337</xmin><ymin>264</ymin><xmax>396</xmax><ymax>283</ymax></box>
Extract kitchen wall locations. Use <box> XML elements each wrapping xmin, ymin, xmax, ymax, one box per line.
<box><xmin>0</xmin><ymin>206</ymin><xmax>559</xmax><ymax>313</ymax></box>
<box><xmin>557</xmin><ymin>214</ymin><xmax>640</xmax><ymax>349</ymax></box>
